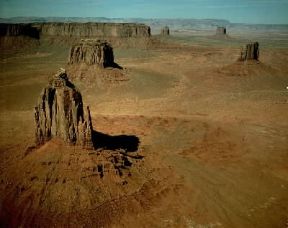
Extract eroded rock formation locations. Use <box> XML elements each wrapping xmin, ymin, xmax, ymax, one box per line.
<box><xmin>0</xmin><ymin>23</ymin><xmax>151</xmax><ymax>38</ymax></box>
<box><xmin>161</xmin><ymin>26</ymin><xmax>170</xmax><ymax>36</ymax></box>
<box><xmin>34</xmin><ymin>68</ymin><xmax>93</xmax><ymax>148</ymax></box>
<box><xmin>0</xmin><ymin>23</ymin><xmax>40</xmax><ymax>38</ymax></box>
<box><xmin>68</xmin><ymin>39</ymin><xmax>114</xmax><ymax>67</ymax></box>
<box><xmin>39</xmin><ymin>22</ymin><xmax>151</xmax><ymax>38</ymax></box>
<box><xmin>216</xmin><ymin>26</ymin><xmax>227</xmax><ymax>36</ymax></box>
<box><xmin>239</xmin><ymin>42</ymin><xmax>259</xmax><ymax>61</ymax></box>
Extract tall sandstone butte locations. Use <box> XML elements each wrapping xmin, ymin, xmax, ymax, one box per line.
<box><xmin>160</xmin><ymin>26</ymin><xmax>170</xmax><ymax>36</ymax></box>
<box><xmin>34</xmin><ymin>68</ymin><xmax>93</xmax><ymax>148</ymax></box>
<box><xmin>68</xmin><ymin>39</ymin><xmax>114</xmax><ymax>67</ymax></box>
<box><xmin>239</xmin><ymin>42</ymin><xmax>259</xmax><ymax>61</ymax></box>
<box><xmin>216</xmin><ymin>26</ymin><xmax>227</xmax><ymax>36</ymax></box>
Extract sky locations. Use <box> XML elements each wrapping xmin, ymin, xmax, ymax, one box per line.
<box><xmin>0</xmin><ymin>0</ymin><xmax>288</xmax><ymax>24</ymax></box>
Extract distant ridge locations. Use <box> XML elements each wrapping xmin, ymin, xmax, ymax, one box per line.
<box><xmin>0</xmin><ymin>17</ymin><xmax>231</xmax><ymax>24</ymax></box>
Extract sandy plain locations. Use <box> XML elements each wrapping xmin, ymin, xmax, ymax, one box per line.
<box><xmin>0</xmin><ymin>31</ymin><xmax>288</xmax><ymax>227</ymax></box>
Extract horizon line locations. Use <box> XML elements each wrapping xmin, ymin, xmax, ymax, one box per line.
<box><xmin>1</xmin><ymin>16</ymin><xmax>288</xmax><ymax>26</ymax></box>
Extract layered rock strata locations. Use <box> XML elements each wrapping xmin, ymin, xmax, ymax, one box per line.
<box><xmin>68</xmin><ymin>40</ymin><xmax>114</xmax><ymax>67</ymax></box>
<box><xmin>239</xmin><ymin>42</ymin><xmax>259</xmax><ymax>61</ymax></box>
<box><xmin>34</xmin><ymin>68</ymin><xmax>93</xmax><ymax>148</ymax></box>
<box><xmin>0</xmin><ymin>22</ymin><xmax>151</xmax><ymax>38</ymax></box>
<box><xmin>39</xmin><ymin>22</ymin><xmax>151</xmax><ymax>38</ymax></box>
<box><xmin>0</xmin><ymin>23</ymin><xmax>40</xmax><ymax>38</ymax></box>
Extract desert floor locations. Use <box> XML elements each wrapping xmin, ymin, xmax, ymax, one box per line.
<box><xmin>0</xmin><ymin>34</ymin><xmax>288</xmax><ymax>227</ymax></box>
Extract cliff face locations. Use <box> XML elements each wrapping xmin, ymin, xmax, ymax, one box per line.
<box><xmin>0</xmin><ymin>23</ymin><xmax>151</xmax><ymax>38</ymax></box>
<box><xmin>0</xmin><ymin>22</ymin><xmax>151</xmax><ymax>49</ymax></box>
<box><xmin>0</xmin><ymin>23</ymin><xmax>40</xmax><ymax>38</ymax></box>
<box><xmin>239</xmin><ymin>42</ymin><xmax>259</xmax><ymax>61</ymax></box>
<box><xmin>38</xmin><ymin>22</ymin><xmax>151</xmax><ymax>38</ymax></box>
<box><xmin>34</xmin><ymin>68</ymin><xmax>93</xmax><ymax>148</ymax></box>
<box><xmin>68</xmin><ymin>40</ymin><xmax>114</xmax><ymax>67</ymax></box>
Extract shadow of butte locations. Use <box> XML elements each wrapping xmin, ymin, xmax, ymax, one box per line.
<box><xmin>92</xmin><ymin>130</ymin><xmax>140</xmax><ymax>152</ymax></box>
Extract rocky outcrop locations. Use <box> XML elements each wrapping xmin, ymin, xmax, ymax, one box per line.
<box><xmin>34</xmin><ymin>68</ymin><xmax>93</xmax><ymax>148</ymax></box>
<box><xmin>161</xmin><ymin>26</ymin><xmax>170</xmax><ymax>36</ymax></box>
<box><xmin>68</xmin><ymin>39</ymin><xmax>114</xmax><ymax>67</ymax></box>
<box><xmin>216</xmin><ymin>26</ymin><xmax>226</xmax><ymax>36</ymax></box>
<box><xmin>239</xmin><ymin>42</ymin><xmax>259</xmax><ymax>61</ymax></box>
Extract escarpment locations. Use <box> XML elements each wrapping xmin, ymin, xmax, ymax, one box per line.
<box><xmin>0</xmin><ymin>22</ymin><xmax>151</xmax><ymax>48</ymax></box>
<box><xmin>39</xmin><ymin>22</ymin><xmax>151</xmax><ymax>38</ymax></box>
<box><xmin>0</xmin><ymin>22</ymin><xmax>151</xmax><ymax>39</ymax></box>
<box><xmin>68</xmin><ymin>39</ymin><xmax>114</xmax><ymax>67</ymax></box>
<box><xmin>0</xmin><ymin>23</ymin><xmax>40</xmax><ymax>38</ymax></box>
<box><xmin>0</xmin><ymin>23</ymin><xmax>40</xmax><ymax>49</ymax></box>
<box><xmin>34</xmin><ymin>68</ymin><xmax>93</xmax><ymax>148</ymax></box>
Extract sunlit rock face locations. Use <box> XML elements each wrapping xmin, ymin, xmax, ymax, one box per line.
<box><xmin>34</xmin><ymin>68</ymin><xmax>93</xmax><ymax>148</ymax></box>
<box><xmin>239</xmin><ymin>42</ymin><xmax>260</xmax><ymax>61</ymax></box>
<box><xmin>39</xmin><ymin>22</ymin><xmax>151</xmax><ymax>38</ymax></box>
<box><xmin>68</xmin><ymin>40</ymin><xmax>114</xmax><ymax>67</ymax></box>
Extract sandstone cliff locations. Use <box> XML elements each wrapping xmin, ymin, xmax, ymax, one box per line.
<box><xmin>0</xmin><ymin>23</ymin><xmax>40</xmax><ymax>49</ymax></box>
<box><xmin>239</xmin><ymin>42</ymin><xmax>259</xmax><ymax>61</ymax></box>
<box><xmin>0</xmin><ymin>23</ymin><xmax>40</xmax><ymax>38</ymax></box>
<box><xmin>160</xmin><ymin>26</ymin><xmax>170</xmax><ymax>36</ymax></box>
<box><xmin>0</xmin><ymin>22</ymin><xmax>152</xmax><ymax>49</ymax></box>
<box><xmin>34</xmin><ymin>68</ymin><xmax>93</xmax><ymax>148</ymax></box>
<box><xmin>0</xmin><ymin>22</ymin><xmax>151</xmax><ymax>38</ymax></box>
<box><xmin>38</xmin><ymin>22</ymin><xmax>151</xmax><ymax>38</ymax></box>
<box><xmin>68</xmin><ymin>39</ymin><xmax>114</xmax><ymax>67</ymax></box>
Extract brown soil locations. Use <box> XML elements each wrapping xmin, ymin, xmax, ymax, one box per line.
<box><xmin>0</xmin><ymin>35</ymin><xmax>288</xmax><ymax>227</ymax></box>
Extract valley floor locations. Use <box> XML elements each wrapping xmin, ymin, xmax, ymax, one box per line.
<box><xmin>0</xmin><ymin>34</ymin><xmax>288</xmax><ymax>227</ymax></box>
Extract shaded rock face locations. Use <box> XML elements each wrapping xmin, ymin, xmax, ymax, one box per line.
<box><xmin>216</xmin><ymin>26</ymin><xmax>226</xmax><ymax>35</ymax></box>
<box><xmin>34</xmin><ymin>69</ymin><xmax>93</xmax><ymax>148</ymax></box>
<box><xmin>161</xmin><ymin>26</ymin><xmax>170</xmax><ymax>36</ymax></box>
<box><xmin>0</xmin><ymin>23</ymin><xmax>40</xmax><ymax>39</ymax></box>
<box><xmin>0</xmin><ymin>23</ymin><xmax>151</xmax><ymax>38</ymax></box>
<box><xmin>239</xmin><ymin>42</ymin><xmax>259</xmax><ymax>61</ymax></box>
<box><xmin>68</xmin><ymin>40</ymin><xmax>114</xmax><ymax>67</ymax></box>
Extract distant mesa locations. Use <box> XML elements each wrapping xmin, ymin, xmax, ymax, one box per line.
<box><xmin>161</xmin><ymin>26</ymin><xmax>170</xmax><ymax>36</ymax></box>
<box><xmin>34</xmin><ymin>68</ymin><xmax>94</xmax><ymax>148</ymax></box>
<box><xmin>39</xmin><ymin>22</ymin><xmax>151</xmax><ymax>38</ymax></box>
<box><xmin>0</xmin><ymin>23</ymin><xmax>40</xmax><ymax>49</ymax></box>
<box><xmin>0</xmin><ymin>22</ymin><xmax>151</xmax><ymax>38</ymax></box>
<box><xmin>239</xmin><ymin>42</ymin><xmax>259</xmax><ymax>61</ymax></box>
<box><xmin>0</xmin><ymin>22</ymin><xmax>151</xmax><ymax>49</ymax></box>
<box><xmin>0</xmin><ymin>23</ymin><xmax>40</xmax><ymax>39</ymax></box>
<box><xmin>216</xmin><ymin>26</ymin><xmax>227</xmax><ymax>36</ymax></box>
<box><xmin>68</xmin><ymin>39</ymin><xmax>116</xmax><ymax>68</ymax></box>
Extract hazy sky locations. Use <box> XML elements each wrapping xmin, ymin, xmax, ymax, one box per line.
<box><xmin>0</xmin><ymin>0</ymin><xmax>288</xmax><ymax>24</ymax></box>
